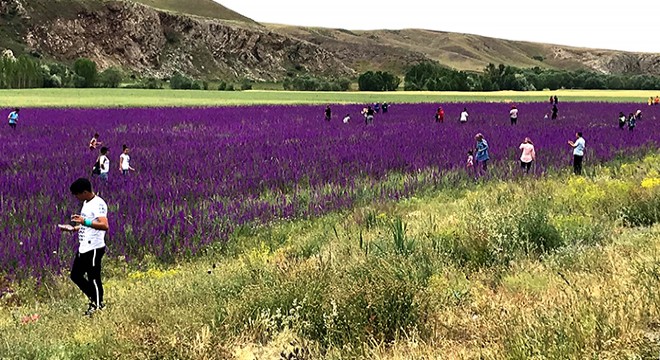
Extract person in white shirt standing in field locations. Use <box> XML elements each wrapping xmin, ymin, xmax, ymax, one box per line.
<box><xmin>568</xmin><ymin>132</ymin><xmax>586</xmax><ymax>176</ymax></box>
<box><xmin>119</xmin><ymin>146</ymin><xmax>135</xmax><ymax>175</ymax></box>
<box><xmin>98</xmin><ymin>147</ymin><xmax>110</xmax><ymax>182</ymax></box>
<box><xmin>510</xmin><ymin>105</ymin><xmax>519</xmax><ymax>125</ymax></box>
<box><xmin>460</xmin><ymin>108</ymin><xmax>469</xmax><ymax>124</ymax></box>
<box><xmin>61</xmin><ymin>178</ymin><xmax>109</xmax><ymax>316</ymax></box>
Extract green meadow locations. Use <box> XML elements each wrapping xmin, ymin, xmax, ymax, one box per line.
<box><xmin>0</xmin><ymin>88</ymin><xmax>656</xmax><ymax>107</ymax></box>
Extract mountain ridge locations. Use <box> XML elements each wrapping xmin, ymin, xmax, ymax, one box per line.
<box><xmin>1</xmin><ymin>0</ymin><xmax>659</xmax><ymax>80</ymax></box>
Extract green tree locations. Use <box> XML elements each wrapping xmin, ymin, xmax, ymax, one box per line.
<box><xmin>99</xmin><ymin>67</ymin><xmax>122</xmax><ymax>88</ymax></box>
<box><xmin>73</xmin><ymin>58</ymin><xmax>98</xmax><ymax>88</ymax></box>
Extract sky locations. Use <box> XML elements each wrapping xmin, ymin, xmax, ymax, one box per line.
<box><xmin>216</xmin><ymin>0</ymin><xmax>660</xmax><ymax>53</ymax></box>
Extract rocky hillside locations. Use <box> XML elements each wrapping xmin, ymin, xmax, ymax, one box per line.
<box><xmin>1</xmin><ymin>0</ymin><xmax>660</xmax><ymax>80</ymax></box>
<box><xmin>1</xmin><ymin>0</ymin><xmax>354</xmax><ymax>81</ymax></box>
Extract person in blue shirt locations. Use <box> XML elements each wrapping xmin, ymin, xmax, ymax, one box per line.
<box><xmin>7</xmin><ymin>108</ymin><xmax>19</xmax><ymax>129</ymax></box>
<box><xmin>568</xmin><ymin>132</ymin><xmax>586</xmax><ymax>175</ymax></box>
<box><xmin>373</xmin><ymin>103</ymin><xmax>380</xmax><ymax>114</ymax></box>
<box><xmin>474</xmin><ymin>133</ymin><xmax>490</xmax><ymax>173</ymax></box>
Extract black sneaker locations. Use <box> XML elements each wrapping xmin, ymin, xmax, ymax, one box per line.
<box><xmin>98</xmin><ymin>302</ymin><xmax>106</xmax><ymax>311</ymax></box>
<box><xmin>84</xmin><ymin>302</ymin><xmax>98</xmax><ymax>316</ymax></box>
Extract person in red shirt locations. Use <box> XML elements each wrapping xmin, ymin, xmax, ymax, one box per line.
<box><xmin>435</xmin><ymin>107</ymin><xmax>445</xmax><ymax>123</ymax></box>
<box><xmin>655</xmin><ymin>96</ymin><xmax>659</xmax><ymax>105</ymax></box>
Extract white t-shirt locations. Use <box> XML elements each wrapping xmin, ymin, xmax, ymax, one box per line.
<box><xmin>99</xmin><ymin>155</ymin><xmax>110</xmax><ymax>174</ymax></box>
<box><xmin>510</xmin><ymin>109</ymin><xmax>518</xmax><ymax>119</ymax></box>
<box><xmin>120</xmin><ymin>153</ymin><xmax>130</xmax><ymax>170</ymax></box>
<box><xmin>573</xmin><ymin>137</ymin><xmax>586</xmax><ymax>156</ymax></box>
<box><xmin>460</xmin><ymin>111</ymin><xmax>469</xmax><ymax>122</ymax></box>
<box><xmin>343</xmin><ymin>116</ymin><xmax>350</xmax><ymax>124</ymax></box>
<box><xmin>78</xmin><ymin>196</ymin><xmax>108</xmax><ymax>253</ymax></box>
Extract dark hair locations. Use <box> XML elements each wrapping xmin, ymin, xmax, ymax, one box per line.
<box><xmin>468</xmin><ymin>150</ymin><xmax>473</xmax><ymax>155</ymax></box>
<box><xmin>122</xmin><ymin>144</ymin><xmax>128</xmax><ymax>150</ymax></box>
<box><xmin>14</xmin><ymin>108</ymin><xmax>19</xmax><ymax>112</ymax></box>
<box><xmin>100</xmin><ymin>147</ymin><xmax>108</xmax><ymax>154</ymax></box>
<box><xmin>577</xmin><ymin>132</ymin><xmax>583</xmax><ymax>137</ymax></box>
<box><xmin>70</xmin><ymin>178</ymin><xmax>92</xmax><ymax>195</ymax></box>
<box><xmin>94</xmin><ymin>133</ymin><xmax>99</xmax><ymax>138</ymax></box>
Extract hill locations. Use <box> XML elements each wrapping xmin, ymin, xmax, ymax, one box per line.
<box><xmin>1</xmin><ymin>0</ymin><xmax>660</xmax><ymax>80</ymax></box>
<box><xmin>131</xmin><ymin>0</ymin><xmax>257</xmax><ymax>23</ymax></box>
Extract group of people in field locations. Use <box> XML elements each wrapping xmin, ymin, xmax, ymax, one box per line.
<box><xmin>618</xmin><ymin>109</ymin><xmax>643</xmax><ymax>131</ymax></box>
<box><xmin>647</xmin><ymin>96</ymin><xmax>660</xmax><ymax>106</ymax></box>
<box><xmin>88</xmin><ymin>134</ymin><xmax>135</xmax><ymax>182</ymax></box>
<box><xmin>465</xmin><ymin>131</ymin><xmax>586</xmax><ymax>177</ymax></box>
<box><xmin>325</xmin><ymin>102</ymin><xmax>390</xmax><ymax>125</ymax></box>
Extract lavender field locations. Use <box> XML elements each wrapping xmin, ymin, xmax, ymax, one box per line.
<box><xmin>1</xmin><ymin>102</ymin><xmax>659</xmax><ymax>279</ymax></box>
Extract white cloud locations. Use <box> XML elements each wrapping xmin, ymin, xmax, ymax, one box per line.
<box><xmin>217</xmin><ymin>0</ymin><xmax>660</xmax><ymax>53</ymax></box>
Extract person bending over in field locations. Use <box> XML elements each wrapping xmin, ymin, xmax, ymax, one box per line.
<box><xmin>119</xmin><ymin>146</ymin><xmax>135</xmax><ymax>175</ymax></box>
<box><xmin>343</xmin><ymin>114</ymin><xmax>350</xmax><ymax>124</ymax></box>
<box><xmin>618</xmin><ymin>112</ymin><xmax>627</xmax><ymax>130</ymax></box>
<box><xmin>7</xmin><ymin>108</ymin><xmax>19</xmax><ymax>130</ymax></box>
<box><xmin>436</xmin><ymin>107</ymin><xmax>445</xmax><ymax>123</ymax></box>
<box><xmin>89</xmin><ymin>133</ymin><xmax>102</xmax><ymax>151</ymax></box>
<box><xmin>365</xmin><ymin>106</ymin><xmax>374</xmax><ymax>125</ymax></box>
<box><xmin>60</xmin><ymin>178</ymin><xmax>109</xmax><ymax>316</ymax></box>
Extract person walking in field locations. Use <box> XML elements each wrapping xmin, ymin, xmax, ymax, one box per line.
<box><xmin>474</xmin><ymin>133</ymin><xmax>490</xmax><ymax>175</ymax></box>
<box><xmin>382</xmin><ymin>102</ymin><xmax>389</xmax><ymax>114</ymax></box>
<box><xmin>628</xmin><ymin>112</ymin><xmax>636</xmax><ymax>131</ymax></box>
<box><xmin>7</xmin><ymin>108</ymin><xmax>19</xmax><ymax>130</ymax></box>
<box><xmin>373</xmin><ymin>103</ymin><xmax>380</xmax><ymax>114</ymax></box>
<box><xmin>519</xmin><ymin>137</ymin><xmax>536</xmax><ymax>174</ymax></box>
<box><xmin>551</xmin><ymin>104</ymin><xmax>559</xmax><ymax>120</ymax></box>
<box><xmin>460</xmin><ymin>108</ymin><xmax>469</xmax><ymax>123</ymax></box>
<box><xmin>365</xmin><ymin>106</ymin><xmax>374</xmax><ymax>125</ymax></box>
<box><xmin>510</xmin><ymin>105</ymin><xmax>519</xmax><ymax>125</ymax></box>
<box><xmin>95</xmin><ymin>147</ymin><xmax>110</xmax><ymax>182</ymax></box>
<box><xmin>618</xmin><ymin>112</ymin><xmax>627</xmax><ymax>130</ymax></box>
<box><xmin>89</xmin><ymin>133</ymin><xmax>102</xmax><ymax>151</ymax></box>
<box><xmin>60</xmin><ymin>178</ymin><xmax>109</xmax><ymax>316</ymax></box>
<box><xmin>655</xmin><ymin>96</ymin><xmax>660</xmax><ymax>105</ymax></box>
<box><xmin>119</xmin><ymin>146</ymin><xmax>135</xmax><ymax>175</ymax></box>
<box><xmin>324</xmin><ymin>106</ymin><xmax>332</xmax><ymax>121</ymax></box>
<box><xmin>568</xmin><ymin>132</ymin><xmax>585</xmax><ymax>176</ymax></box>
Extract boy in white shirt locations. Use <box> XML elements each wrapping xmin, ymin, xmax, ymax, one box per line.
<box><xmin>61</xmin><ymin>178</ymin><xmax>109</xmax><ymax>316</ymax></box>
<box><xmin>98</xmin><ymin>147</ymin><xmax>110</xmax><ymax>181</ymax></box>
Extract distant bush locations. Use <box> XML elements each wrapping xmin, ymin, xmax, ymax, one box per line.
<box><xmin>226</xmin><ymin>84</ymin><xmax>235</xmax><ymax>91</ymax></box>
<box><xmin>99</xmin><ymin>67</ymin><xmax>123</xmax><ymax>88</ymax></box>
<box><xmin>217</xmin><ymin>81</ymin><xmax>226</xmax><ymax>91</ymax></box>
<box><xmin>170</xmin><ymin>72</ymin><xmax>193</xmax><ymax>90</ymax></box>
<box><xmin>240</xmin><ymin>79</ymin><xmax>253</xmax><ymax>91</ymax></box>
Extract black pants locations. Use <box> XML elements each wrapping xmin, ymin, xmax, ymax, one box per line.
<box><xmin>521</xmin><ymin>160</ymin><xmax>532</xmax><ymax>173</ymax></box>
<box><xmin>70</xmin><ymin>247</ymin><xmax>105</xmax><ymax>305</ymax></box>
<box><xmin>511</xmin><ymin>117</ymin><xmax>517</xmax><ymax>125</ymax></box>
<box><xmin>573</xmin><ymin>155</ymin><xmax>583</xmax><ymax>175</ymax></box>
<box><xmin>9</xmin><ymin>123</ymin><xmax>16</xmax><ymax>129</ymax></box>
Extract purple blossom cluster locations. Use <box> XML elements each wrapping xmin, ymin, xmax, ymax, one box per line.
<box><xmin>1</xmin><ymin>103</ymin><xmax>658</xmax><ymax>279</ymax></box>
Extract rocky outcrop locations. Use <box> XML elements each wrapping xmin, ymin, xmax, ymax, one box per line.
<box><xmin>23</xmin><ymin>1</ymin><xmax>355</xmax><ymax>81</ymax></box>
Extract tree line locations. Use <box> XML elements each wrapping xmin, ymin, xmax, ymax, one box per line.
<box><xmin>3</xmin><ymin>53</ymin><xmax>660</xmax><ymax>91</ymax></box>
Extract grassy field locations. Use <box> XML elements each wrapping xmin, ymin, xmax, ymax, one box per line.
<box><xmin>0</xmin><ymin>89</ymin><xmax>656</xmax><ymax>108</ymax></box>
<box><xmin>2</xmin><ymin>154</ymin><xmax>660</xmax><ymax>359</ymax></box>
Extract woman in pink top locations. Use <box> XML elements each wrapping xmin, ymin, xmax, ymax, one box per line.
<box><xmin>519</xmin><ymin>137</ymin><xmax>536</xmax><ymax>174</ymax></box>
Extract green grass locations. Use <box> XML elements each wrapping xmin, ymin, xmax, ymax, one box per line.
<box><xmin>2</xmin><ymin>154</ymin><xmax>660</xmax><ymax>358</ymax></box>
<box><xmin>0</xmin><ymin>88</ymin><xmax>655</xmax><ymax>108</ymax></box>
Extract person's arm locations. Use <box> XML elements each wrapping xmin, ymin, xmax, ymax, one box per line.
<box><xmin>71</xmin><ymin>215</ymin><xmax>109</xmax><ymax>231</ymax></box>
<box><xmin>119</xmin><ymin>156</ymin><xmax>123</xmax><ymax>171</ymax></box>
<box><xmin>531</xmin><ymin>147</ymin><xmax>536</xmax><ymax>161</ymax></box>
<box><xmin>568</xmin><ymin>141</ymin><xmax>576</xmax><ymax>147</ymax></box>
